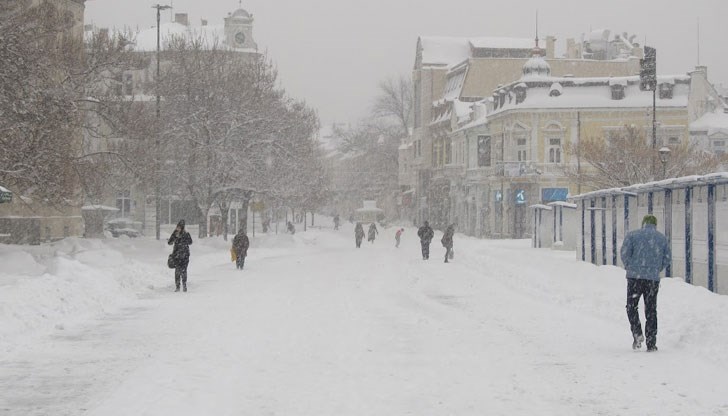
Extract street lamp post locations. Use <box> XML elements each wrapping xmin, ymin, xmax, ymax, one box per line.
<box><xmin>152</xmin><ymin>4</ymin><xmax>171</xmax><ymax>240</ymax></box>
<box><xmin>659</xmin><ymin>146</ymin><xmax>671</xmax><ymax>179</ymax></box>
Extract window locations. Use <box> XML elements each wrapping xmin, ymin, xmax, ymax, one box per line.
<box><xmin>445</xmin><ymin>139</ymin><xmax>452</xmax><ymax>165</ymax></box>
<box><xmin>123</xmin><ymin>73</ymin><xmax>134</xmax><ymax>95</ymax></box>
<box><xmin>669</xmin><ymin>137</ymin><xmax>680</xmax><ymax>145</ymax></box>
<box><xmin>714</xmin><ymin>140</ymin><xmax>725</xmax><ymax>147</ymax></box>
<box><xmin>477</xmin><ymin>135</ymin><xmax>491</xmax><ymax>167</ymax></box>
<box><xmin>515</xmin><ymin>134</ymin><xmax>528</xmax><ymax>162</ymax></box>
<box><xmin>611</xmin><ymin>85</ymin><xmax>625</xmax><ymax>100</ymax></box>
<box><xmin>659</xmin><ymin>83</ymin><xmax>674</xmax><ymax>99</ymax></box>
<box><xmin>116</xmin><ymin>190</ymin><xmax>132</xmax><ymax>218</ymax></box>
<box><xmin>548</xmin><ymin>138</ymin><xmax>562</xmax><ymax>164</ymax></box>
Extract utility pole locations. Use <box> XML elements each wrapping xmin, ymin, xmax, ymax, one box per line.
<box><xmin>153</xmin><ymin>4</ymin><xmax>171</xmax><ymax>240</ymax></box>
<box><xmin>640</xmin><ymin>46</ymin><xmax>658</xmax><ymax>180</ymax></box>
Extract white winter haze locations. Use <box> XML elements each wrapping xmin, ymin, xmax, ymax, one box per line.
<box><xmin>86</xmin><ymin>0</ymin><xmax>728</xmax><ymax>125</ymax></box>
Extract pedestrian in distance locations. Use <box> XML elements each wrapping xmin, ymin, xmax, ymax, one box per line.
<box><xmin>232</xmin><ymin>228</ymin><xmax>250</xmax><ymax>270</ymax></box>
<box><xmin>620</xmin><ymin>214</ymin><xmax>671</xmax><ymax>352</ymax></box>
<box><xmin>395</xmin><ymin>228</ymin><xmax>404</xmax><ymax>248</ymax></box>
<box><xmin>333</xmin><ymin>214</ymin><xmax>340</xmax><ymax>230</ymax></box>
<box><xmin>354</xmin><ymin>222</ymin><xmax>365</xmax><ymax>248</ymax></box>
<box><xmin>287</xmin><ymin>221</ymin><xmax>296</xmax><ymax>235</ymax></box>
<box><xmin>441</xmin><ymin>223</ymin><xmax>455</xmax><ymax>263</ymax></box>
<box><xmin>417</xmin><ymin>221</ymin><xmax>434</xmax><ymax>260</ymax></box>
<box><xmin>368</xmin><ymin>223</ymin><xmax>378</xmax><ymax>243</ymax></box>
<box><xmin>168</xmin><ymin>219</ymin><xmax>193</xmax><ymax>292</ymax></box>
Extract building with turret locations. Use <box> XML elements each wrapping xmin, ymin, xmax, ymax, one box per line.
<box><xmin>401</xmin><ymin>31</ymin><xmax>645</xmax><ymax>229</ymax></box>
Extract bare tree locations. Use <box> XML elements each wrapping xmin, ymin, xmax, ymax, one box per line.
<box><xmin>157</xmin><ymin>36</ymin><xmax>325</xmax><ymax>237</ymax></box>
<box><xmin>566</xmin><ymin>125</ymin><xmax>725</xmax><ymax>189</ymax></box>
<box><xmin>372</xmin><ymin>75</ymin><xmax>413</xmax><ymax>138</ymax></box>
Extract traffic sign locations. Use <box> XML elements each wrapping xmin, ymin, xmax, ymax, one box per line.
<box><xmin>515</xmin><ymin>189</ymin><xmax>526</xmax><ymax>205</ymax></box>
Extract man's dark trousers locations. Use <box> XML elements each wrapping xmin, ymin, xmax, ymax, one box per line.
<box><xmin>626</xmin><ymin>278</ymin><xmax>660</xmax><ymax>348</ymax></box>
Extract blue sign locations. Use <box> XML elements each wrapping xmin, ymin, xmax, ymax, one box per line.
<box><xmin>542</xmin><ymin>188</ymin><xmax>569</xmax><ymax>202</ymax></box>
<box><xmin>515</xmin><ymin>189</ymin><xmax>526</xmax><ymax>205</ymax></box>
<box><xmin>495</xmin><ymin>190</ymin><xmax>503</xmax><ymax>203</ymax></box>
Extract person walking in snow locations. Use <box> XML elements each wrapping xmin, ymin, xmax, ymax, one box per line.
<box><xmin>620</xmin><ymin>214</ymin><xmax>671</xmax><ymax>352</ymax></box>
<box><xmin>232</xmin><ymin>229</ymin><xmax>250</xmax><ymax>270</ymax></box>
<box><xmin>417</xmin><ymin>221</ymin><xmax>434</xmax><ymax>260</ymax></box>
<box><xmin>367</xmin><ymin>223</ymin><xmax>378</xmax><ymax>243</ymax></box>
<box><xmin>287</xmin><ymin>221</ymin><xmax>296</xmax><ymax>235</ymax></box>
<box><xmin>441</xmin><ymin>223</ymin><xmax>455</xmax><ymax>263</ymax></box>
<box><xmin>395</xmin><ymin>228</ymin><xmax>404</xmax><ymax>248</ymax></box>
<box><xmin>168</xmin><ymin>220</ymin><xmax>193</xmax><ymax>292</ymax></box>
<box><xmin>333</xmin><ymin>214</ymin><xmax>340</xmax><ymax>230</ymax></box>
<box><xmin>354</xmin><ymin>222</ymin><xmax>365</xmax><ymax>248</ymax></box>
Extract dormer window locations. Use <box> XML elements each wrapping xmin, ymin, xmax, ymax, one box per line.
<box><xmin>514</xmin><ymin>83</ymin><xmax>527</xmax><ymax>104</ymax></box>
<box><xmin>611</xmin><ymin>84</ymin><xmax>625</xmax><ymax>100</ymax></box>
<box><xmin>659</xmin><ymin>83</ymin><xmax>674</xmax><ymax>99</ymax></box>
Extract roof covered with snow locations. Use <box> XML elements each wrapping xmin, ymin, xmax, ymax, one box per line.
<box><xmin>491</xmin><ymin>75</ymin><xmax>691</xmax><ymax>115</ymax></box>
<box><xmin>131</xmin><ymin>22</ymin><xmax>258</xmax><ymax>53</ymax></box>
<box><xmin>690</xmin><ymin>110</ymin><xmax>728</xmax><ymax>136</ymax></box>
<box><xmin>416</xmin><ymin>36</ymin><xmax>533</xmax><ymax>68</ymax></box>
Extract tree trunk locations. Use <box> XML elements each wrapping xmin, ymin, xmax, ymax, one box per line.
<box><xmin>311</xmin><ymin>212</ymin><xmax>315</xmax><ymax>227</ymax></box>
<box><xmin>304</xmin><ymin>212</ymin><xmax>307</xmax><ymax>232</ymax></box>
<box><xmin>220</xmin><ymin>201</ymin><xmax>230</xmax><ymax>241</ymax></box>
<box><xmin>198</xmin><ymin>204</ymin><xmax>209</xmax><ymax>239</ymax></box>
<box><xmin>239</xmin><ymin>196</ymin><xmax>251</xmax><ymax>234</ymax></box>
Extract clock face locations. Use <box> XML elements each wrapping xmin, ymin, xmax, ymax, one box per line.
<box><xmin>235</xmin><ymin>32</ymin><xmax>246</xmax><ymax>45</ymax></box>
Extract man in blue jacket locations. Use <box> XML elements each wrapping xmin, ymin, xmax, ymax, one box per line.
<box><xmin>620</xmin><ymin>214</ymin><xmax>671</xmax><ymax>352</ymax></box>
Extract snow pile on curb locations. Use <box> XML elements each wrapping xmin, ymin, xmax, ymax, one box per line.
<box><xmin>0</xmin><ymin>238</ymin><xmax>169</xmax><ymax>353</ymax></box>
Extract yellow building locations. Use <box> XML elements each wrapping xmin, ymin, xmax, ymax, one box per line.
<box><xmin>442</xmin><ymin>56</ymin><xmax>721</xmax><ymax>239</ymax></box>
<box><xmin>403</xmin><ymin>32</ymin><xmax>644</xmax><ymax>227</ymax></box>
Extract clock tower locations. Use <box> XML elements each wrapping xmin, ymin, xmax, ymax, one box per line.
<box><xmin>224</xmin><ymin>6</ymin><xmax>257</xmax><ymax>50</ymax></box>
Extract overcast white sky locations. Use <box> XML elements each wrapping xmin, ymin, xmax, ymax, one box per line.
<box><xmin>86</xmin><ymin>0</ymin><xmax>727</xmax><ymax>125</ymax></box>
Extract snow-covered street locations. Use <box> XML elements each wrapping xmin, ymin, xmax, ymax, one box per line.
<box><xmin>2</xmin><ymin>222</ymin><xmax>728</xmax><ymax>415</ymax></box>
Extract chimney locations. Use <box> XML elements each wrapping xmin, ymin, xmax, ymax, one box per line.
<box><xmin>174</xmin><ymin>13</ymin><xmax>189</xmax><ymax>26</ymax></box>
<box><xmin>201</xmin><ymin>19</ymin><xmax>208</xmax><ymax>27</ymax></box>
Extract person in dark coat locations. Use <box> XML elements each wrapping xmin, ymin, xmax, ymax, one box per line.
<box><xmin>367</xmin><ymin>223</ymin><xmax>378</xmax><ymax>243</ymax></box>
<box><xmin>620</xmin><ymin>214</ymin><xmax>671</xmax><ymax>352</ymax></box>
<box><xmin>287</xmin><ymin>221</ymin><xmax>296</xmax><ymax>234</ymax></box>
<box><xmin>441</xmin><ymin>223</ymin><xmax>455</xmax><ymax>263</ymax></box>
<box><xmin>168</xmin><ymin>220</ymin><xmax>193</xmax><ymax>292</ymax></box>
<box><xmin>417</xmin><ymin>221</ymin><xmax>434</xmax><ymax>260</ymax></box>
<box><xmin>354</xmin><ymin>222</ymin><xmax>365</xmax><ymax>248</ymax></box>
<box><xmin>232</xmin><ymin>229</ymin><xmax>250</xmax><ymax>270</ymax></box>
<box><xmin>333</xmin><ymin>214</ymin><xmax>340</xmax><ymax>230</ymax></box>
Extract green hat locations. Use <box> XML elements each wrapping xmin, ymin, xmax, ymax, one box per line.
<box><xmin>642</xmin><ymin>215</ymin><xmax>657</xmax><ymax>226</ymax></box>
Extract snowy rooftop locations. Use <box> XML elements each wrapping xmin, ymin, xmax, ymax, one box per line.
<box><xmin>417</xmin><ymin>36</ymin><xmax>533</xmax><ymax>68</ymax></box>
<box><xmin>0</xmin><ymin>185</ymin><xmax>10</xmax><ymax>193</ymax></box>
<box><xmin>131</xmin><ymin>22</ymin><xmax>258</xmax><ymax>53</ymax></box>
<box><xmin>690</xmin><ymin>110</ymin><xmax>728</xmax><ymax>135</ymax></box>
<box><xmin>571</xmin><ymin>172</ymin><xmax>728</xmax><ymax>199</ymax></box>
<box><xmin>491</xmin><ymin>75</ymin><xmax>691</xmax><ymax>115</ymax></box>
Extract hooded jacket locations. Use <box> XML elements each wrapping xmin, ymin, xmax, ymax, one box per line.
<box><xmin>620</xmin><ymin>224</ymin><xmax>671</xmax><ymax>281</ymax></box>
<box><xmin>168</xmin><ymin>220</ymin><xmax>193</xmax><ymax>262</ymax></box>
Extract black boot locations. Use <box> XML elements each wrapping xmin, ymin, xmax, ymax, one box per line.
<box><xmin>175</xmin><ymin>286</ymin><xmax>180</xmax><ymax>292</ymax></box>
<box><xmin>183</xmin><ymin>283</ymin><xmax>187</xmax><ymax>292</ymax></box>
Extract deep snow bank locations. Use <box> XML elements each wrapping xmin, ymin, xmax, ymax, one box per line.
<box><xmin>0</xmin><ymin>237</ymin><xmax>171</xmax><ymax>353</ymax></box>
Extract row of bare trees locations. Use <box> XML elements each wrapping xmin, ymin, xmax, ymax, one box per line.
<box><xmin>1</xmin><ymin>1</ymin><xmax>328</xmax><ymax>239</ymax></box>
<box><xmin>123</xmin><ymin>37</ymin><xmax>327</xmax><ymax>238</ymax></box>
<box><xmin>567</xmin><ymin>125</ymin><xmax>726</xmax><ymax>190</ymax></box>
